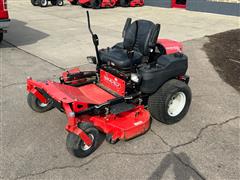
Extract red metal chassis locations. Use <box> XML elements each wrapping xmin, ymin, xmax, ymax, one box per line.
<box><xmin>171</xmin><ymin>0</ymin><xmax>186</xmax><ymax>8</ymax></box>
<box><xmin>0</xmin><ymin>0</ymin><xmax>10</xmax><ymax>32</ymax></box>
<box><xmin>26</xmin><ymin>38</ymin><xmax>182</xmax><ymax>146</ymax></box>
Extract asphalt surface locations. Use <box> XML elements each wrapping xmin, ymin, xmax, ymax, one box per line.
<box><xmin>1</xmin><ymin>1</ymin><xmax>240</xmax><ymax>180</ymax></box>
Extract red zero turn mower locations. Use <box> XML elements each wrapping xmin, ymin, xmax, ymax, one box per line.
<box><xmin>0</xmin><ymin>0</ymin><xmax>10</xmax><ymax>43</ymax></box>
<box><xmin>26</xmin><ymin>11</ymin><xmax>191</xmax><ymax>158</ymax></box>
<box><xmin>31</xmin><ymin>0</ymin><xmax>64</xmax><ymax>7</ymax></box>
<box><xmin>68</xmin><ymin>0</ymin><xmax>144</xmax><ymax>8</ymax></box>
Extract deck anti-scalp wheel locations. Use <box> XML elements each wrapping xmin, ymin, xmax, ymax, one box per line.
<box><xmin>31</xmin><ymin>0</ymin><xmax>40</xmax><ymax>6</ymax></box>
<box><xmin>27</xmin><ymin>93</ymin><xmax>54</xmax><ymax>113</ymax></box>
<box><xmin>40</xmin><ymin>0</ymin><xmax>48</xmax><ymax>7</ymax></box>
<box><xmin>66</xmin><ymin>122</ymin><xmax>100</xmax><ymax>158</ymax></box>
<box><xmin>106</xmin><ymin>134</ymin><xmax>118</xmax><ymax>144</ymax></box>
<box><xmin>148</xmin><ymin>79</ymin><xmax>191</xmax><ymax>124</ymax></box>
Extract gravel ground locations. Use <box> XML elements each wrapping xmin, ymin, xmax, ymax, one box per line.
<box><xmin>203</xmin><ymin>29</ymin><xmax>240</xmax><ymax>92</ymax></box>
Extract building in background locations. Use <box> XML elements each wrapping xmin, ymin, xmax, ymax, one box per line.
<box><xmin>146</xmin><ymin>0</ymin><xmax>240</xmax><ymax>16</ymax></box>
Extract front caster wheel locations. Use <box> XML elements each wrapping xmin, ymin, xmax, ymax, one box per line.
<box><xmin>31</xmin><ymin>0</ymin><xmax>40</xmax><ymax>6</ymax></box>
<box><xmin>106</xmin><ymin>134</ymin><xmax>118</xmax><ymax>144</ymax></box>
<box><xmin>148</xmin><ymin>79</ymin><xmax>192</xmax><ymax>124</ymax></box>
<box><xmin>27</xmin><ymin>93</ymin><xmax>54</xmax><ymax>113</ymax></box>
<box><xmin>66</xmin><ymin>123</ymin><xmax>100</xmax><ymax>158</ymax></box>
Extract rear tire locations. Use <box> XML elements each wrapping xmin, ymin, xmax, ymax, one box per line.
<box><xmin>148</xmin><ymin>79</ymin><xmax>191</xmax><ymax>124</ymax></box>
<box><xmin>31</xmin><ymin>0</ymin><xmax>40</xmax><ymax>6</ymax></box>
<box><xmin>120</xmin><ymin>0</ymin><xmax>129</xmax><ymax>7</ymax></box>
<box><xmin>57</xmin><ymin>0</ymin><xmax>64</xmax><ymax>6</ymax></box>
<box><xmin>66</xmin><ymin>123</ymin><xmax>100</xmax><ymax>158</ymax></box>
<box><xmin>27</xmin><ymin>93</ymin><xmax>54</xmax><ymax>113</ymax></box>
<box><xmin>51</xmin><ymin>0</ymin><xmax>57</xmax><ymax>5</ymax></box>
<box><xmin>90</xmin><ymin>0</ymin><xmax>101</xmax><ymax>8</ymax></box>
<box><xmin>40</xmin><ymin>0</ymin><xmax>48</xmax><ymax>7</ymax></box>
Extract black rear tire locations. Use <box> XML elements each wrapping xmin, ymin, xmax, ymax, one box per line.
<box><xmin>148</xmin><ymin>79</ymin><xmax>191</xmax><ymax>124</ymax></box>
<box><xmin>120</xmin><ymin>0</ymin><xmax>129</xmax><ymax>7</ymax></box>
<box><xmin>57</xmin><ymin>0</ymin><xmax>64</xmax><ymax>6</ymax></box>
<box><xmin>66</xmin><ymin>122</ymin><xmax>100</xmax><ymax>158</ymax></box>
<box><xmin>51</xmin><ymin>0</ymin><xmax>57</xmax><ymax>5</ymax></box>
<box><xmin>70</xmin><ymin>0</ymin><xmax>78</xmax><ymax>5</ymax></box>
<box><xmin>40</xmin><ymin>0</ymin><xmax>48</xmax><ymax>7</ymax></box>
<box><xmin>90</xmin><ymin>0</ymin><xmax>101</xmax><ymax>8</ymax></box>
<box><xmin>31</xmin><ymin>0</ymin><xmax>40</xmax><ymax>6</ymax></box>
<box><xmin>27</xmin><ymin>93</ymin><xmax>54</xmax><ymax>113</ymax></box>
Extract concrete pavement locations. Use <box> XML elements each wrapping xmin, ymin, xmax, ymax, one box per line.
<box><xmin>1</xmin><ymin>1</ymin><xmax>240</xmax><ymax>180</ymax></box>
<box><xmin>1</xmin><ymin>37</ymin><xmax>239</xmax><ymax>179</ymax></box>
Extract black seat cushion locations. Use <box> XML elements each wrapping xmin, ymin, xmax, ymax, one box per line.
<box><xmin>99</xmin><ymin>48</ymin><xmax>142</xmax><ymax>70</ymax></box>
<box><xmin>98</xmin><ymin>19</ymin><xmax>160</xmax><ymax>70</ymax></box>
<box><xmin>123</xmin><ymin>20</ymin><xmax>160</xmax><ymax>56</ymax></box>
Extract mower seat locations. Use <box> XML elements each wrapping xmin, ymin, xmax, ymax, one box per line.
<box><xmin>100</xmin><ymin>48</ymin><xmax>142</xmax><ymax>69</ymax></box>
<box><xmin>99</xmin><ymin>19</ymin><xmax>160</xmax><ymax>70</ymax></box>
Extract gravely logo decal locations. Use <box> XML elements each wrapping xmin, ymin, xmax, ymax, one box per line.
<box><xmin>104</xmin><ymin>75</ymin><xmax>121</xmax><ymax>88</ymax></box>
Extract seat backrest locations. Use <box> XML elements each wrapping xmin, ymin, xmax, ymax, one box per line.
<box><xmin>123</xmin><ymin>19</ymin><xmax>160</xmax><ymax>56</ymax></box>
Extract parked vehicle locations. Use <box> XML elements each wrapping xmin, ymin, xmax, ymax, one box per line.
<box><xmin>68</xmin><ymin>0</ymin><xmax>144</xmax><ymax>9</ymax></box>
<box><xmin>31</xmin><ymin>0</ymin><xmax>64</xmax><ymax>7</ymax></box>
<box><xmin>26</xmin><ymin>11</ymin><xmax>191</xmax><ymax>158</ymax></box>
<box><xmin>0</xmin><ymin>0</ymin><xmax>10</xmax><ymax>43</ymax></box>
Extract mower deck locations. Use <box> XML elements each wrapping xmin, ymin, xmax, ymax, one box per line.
<box><xmin>27</xmin><ymin>77</ymin><xmax>150</xmax><ymax>142</ymax></box>
<box><xmin>88</xmin><ymin>106</ymin><xmax>150</xmax><ymax>140</ymax></box>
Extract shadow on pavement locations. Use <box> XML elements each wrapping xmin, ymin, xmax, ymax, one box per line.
<box><xmin>149</xmin><ymin>152</ymin><xmax>204</xmax><ymax>180</ymax></box>
<box><xmin>2</xmin><ymin>19</ymin><xmax>49</xmax><ymax>47</ymax></box>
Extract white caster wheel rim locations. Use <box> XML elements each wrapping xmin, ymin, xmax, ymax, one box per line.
<box><xmin>167</xmin><ymin>92</ymin><xmax>186</xmax><ymax>117</ymax></box>
<box><xmin>80</xmin><ymin>134</ymin><xmax>94</xmax><ymax>151</ymax></box>
<box><xmin>58</xmin><ymin>1</ymin><xmax>63</xmax><ymax>5</ymax></box>
<box><xmin>41</xmin><ymin>0</ymin><xmax>48</xmax><ymax>6</ymax></box>
<box><xmin>37</xmin><ymin>99</ymin><xmax>48</xmax><ymax>108</ymax></box>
